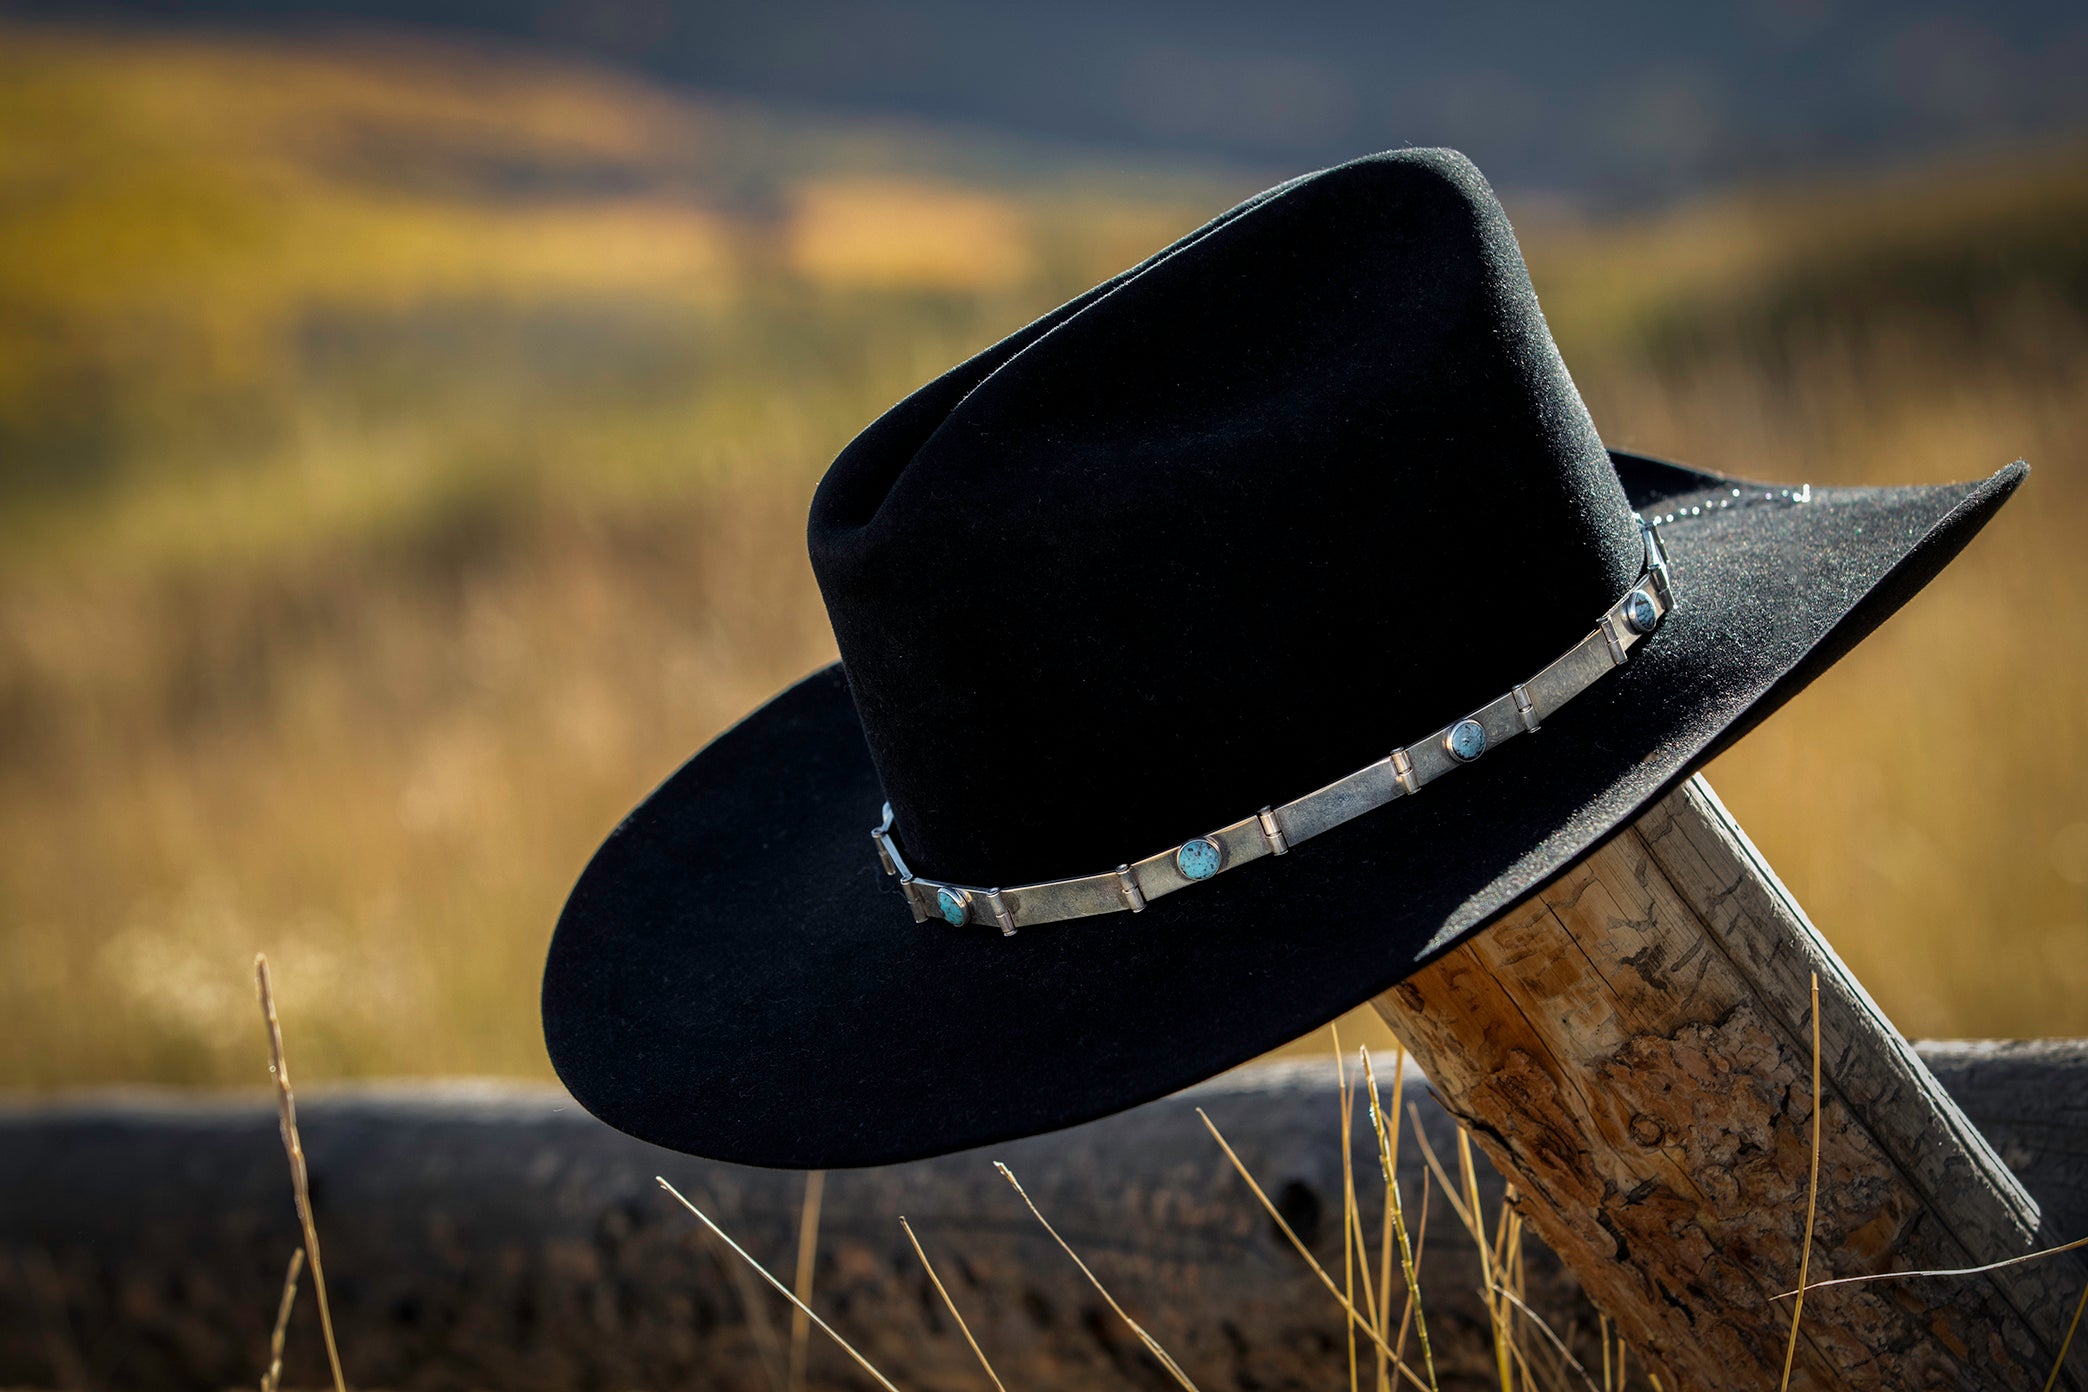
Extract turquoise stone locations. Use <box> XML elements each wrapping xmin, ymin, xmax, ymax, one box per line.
<box><xmin>1623</xmin><ymin>588</ymin><xmax>1659</xmax><ymax>634</ymax></box>
<box><xmin>937</xmin><ymin>887</ymin><xmax>968</xmax><ymax>926</ymax></box>
<box><xmin>1447</xmin><ymin>718</ymin><xmax>1487</xmax><ymax>762</ymax></box>
<box><xmin>1176</xmin><ymin>837</ymin><xmax>1222</xmax><ymax>881</ymax></box>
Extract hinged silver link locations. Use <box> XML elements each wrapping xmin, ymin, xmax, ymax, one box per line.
<box><xmin>1389</xmin><ymin>747</ymin><xmax>1420</xmax><ymax>797</ymax></box>
<box><xmin>1257</xmin><ymin>807</ymin><xmax>1289</xmax><ymax>855</ymax></box>
<box><xmin>1513</xmin><ymin>683</ymin><xmax>1541</xmax><ymax>733</ymax></box>
<box><xmin>1598</xmin><ymin>614</ymin><xmax>1628</xmax><ymax>666</ymax></box>
<box><xmin>1115</xmin><ymin>864</ymin><xmax>1146</xmax><ymax>912</ymax></box>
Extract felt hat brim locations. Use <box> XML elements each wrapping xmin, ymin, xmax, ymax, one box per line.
<box><xmin>542</xmin><ymin>451</ymin><xmax>2023</xmax><ymax>1169</ymax></box>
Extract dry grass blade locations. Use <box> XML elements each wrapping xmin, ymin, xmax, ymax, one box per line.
<box><xmin>788</xmin><ymin>1169</ymin><xmax>826</xmax><ymax>1392</ymax></box>
<box><xmin>1777</xmin><ymin>972</ymin><xmax>1824</xmax><ymax>1392</ymax></box>
<box><xmin>1337</xmin><ymin>1029</ymin><xmax>1360</xmax><ymax>1392</ymax></box>
<box><xmin>1498</xmin><ymin>1207</ymin><xmax>1531</xmax><ymax>1390</ymax></box>
<box><xmin>1405</xmin><ymin>1103</ymin><xmax>1476</xmax><ymax>1236</ymax></box>
<box><xmin>1398</xmin><ymin>1084</ymin><xmax>1559</xmax><ymax>1392</ymax></box>
<box><xmin>1771</xmin><ymin>1232</ymin><xmax>2088</xmax><ymax>1299</ymax></box>
<box><xmin>1398</xmin><ymin>1173</ymin><xmax>1431</xmax><ymax>1374</ymax></box>
<box><xmin>994</xmin><ymin>1161</ymin><xmax>1201</xmax><ymax>1392</ymax></box>
<box><xmin>1196</xmin><ymin>1107</ymin><xmax>1431</xmax><ymax>1391</ymax></box>
<box><xmin>1361</xmin><ymin>1049</ymin><xmax>1438</xmax><ymax>1392</ymax></box>
<box><xmin>1450</xmin><ymin>1128</ymin><xmax>1512</xmax><ymax>1392</ymax></box>
<box><xmin>255</xmin><ymin>954</ymin><xmax>349</xmax><ymax>1392</ymax></box>
<box><xmin>1334</xmin><ymin>1025</ymin><xmax>1384</xmax><ymax>1391</ymax></box>
<box><xmin>1487</xmin><ymin>1281</ymin><xmax>1598</xmax><ymax>1392</ymax></box>
<box><xmin>2045</xmin><ymin>1279</ymin><xmax>2088</xmax><ymax>1392</ymax></box>
<box><xmin>899</xmin><ymin>1217</ymin><xmax>1009</xmax><ymax>1392</ymax></box>
<box><xmin>1377</xmin><ymin>1171</ymin><xmax>1396</xmax><ymax>1392</ymax></box>
<box><xmin>1380</xmin><ymin>1047</ymin><xmax>1408</xmax><ymax>1389</ymax></box>
<box><xmin>657</xmin><ymin>1176</ymin><xmax>905</xmax><ymax>1392</ymax></box>
<box><xmin>260</xmin><ymin>1247</ymin><xmax>304</xmax><ymax>1392</ymax></box>
<box><xmin>1377</xmin><ymin>1123</ymin><xmax>1397</xmax><ymax>1391</ymax></box>
<box><xmin>705</xmin><ymin>1234</ymin><xmax>788</xmax><ymax>1391</ymax></box>
<box><xmin>1500</xmin><ymin>1324</ymin><xmax>1548</xmax><ymax>1392</ymax></box>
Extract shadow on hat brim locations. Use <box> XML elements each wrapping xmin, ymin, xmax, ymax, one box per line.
<box><xmin>542</xmin><ymin>451</ymin><xmax>2024</xmax><ymax>1169</ymax></box>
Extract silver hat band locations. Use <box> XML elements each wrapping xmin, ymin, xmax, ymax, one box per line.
<box><xmin>874</xmin><ymin>519</ymin><xmax>1677</xmax><ymax>935</ymax></box>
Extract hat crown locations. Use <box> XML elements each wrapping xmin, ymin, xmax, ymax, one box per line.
<box><xmin>809</xmin><ymin>149</ymin><xmax>1640</xmax><ymax>890</ymax></box>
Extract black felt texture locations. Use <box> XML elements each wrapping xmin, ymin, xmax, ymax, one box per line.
<box><xmin>541</xmin><ymin>149</ymin><xmax>2026</xmax><ymax>1169</ymax></box>
<box><xmin>811</xmin><ymin>149</ymin><xmax>1638</xmax><ymax>888</ymax></box>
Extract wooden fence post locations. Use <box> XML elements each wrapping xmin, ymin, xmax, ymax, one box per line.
<box><xmin>1371</xmin><ymin>774</ymin><xmax>2087</xmax><ymax>1390</ymax></box>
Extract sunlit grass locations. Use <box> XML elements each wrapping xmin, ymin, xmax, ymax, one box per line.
<box><xmin>0</xmin><ymin>21</ymin><xmax>2083</xmax><ymax>1088</ymax></box>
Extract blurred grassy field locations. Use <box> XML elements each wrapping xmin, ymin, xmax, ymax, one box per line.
<box><xmin>1</xmin><ymin>23</ymin><xmax>2083</xmax><ymax>1088</ymax></box>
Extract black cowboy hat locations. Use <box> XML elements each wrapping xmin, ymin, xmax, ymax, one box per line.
<box><xmin>541</xmin><ymin>149</ymin><xmax>2022</xmax><ymax>1169</ymax></box>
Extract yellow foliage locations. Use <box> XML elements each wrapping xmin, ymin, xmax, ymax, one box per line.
<box><xmin>786</xmin><ymin>176</ymin><xmax>1035</xmax><ymax>290</ymax></box>
<box><xmin>0</xmin><ymin>22</ymin><xmax>2083</xmax><ymax>1088</ymax></box>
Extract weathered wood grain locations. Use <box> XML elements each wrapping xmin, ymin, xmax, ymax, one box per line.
<box><xmin>2</xmin><ymin>1040</ymin><xmax>2083</xmax><ymax>1390</ymax></box>
<box><xmin>1372</xmin><ymin>775</ymin><xmax>2088</xmax><ymax>1391</ymax></box>
<box><xmin>1919</xmin><ymin>1039</ymin><xmax>2088</xmax><ymax>1244</ymax></box>
<box><xmin>0</xmin><ymin>1066</ymin><xmax>1555</xmax><ymax>1391</ymax></box>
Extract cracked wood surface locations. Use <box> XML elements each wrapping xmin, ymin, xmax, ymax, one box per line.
<box><xmin>0</xmin><ymin>1065</ymin><xmax>1563</xmax><ymax>1390</ymax></box>
<box><xmin>1</xmin><ymin>1042</ymin><xmax>2083</xmax><ymax>1387</ymax></box>
<box><xmin>1372</xmin><ymin>774</ymin><xmax>2088</xmax><ymax>1391</ymax></box>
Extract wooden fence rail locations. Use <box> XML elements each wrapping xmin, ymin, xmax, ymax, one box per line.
<box><xmin>3</xmin><ymin>1040</ymin><xmax>2083</xmax><ymax>1391</ymax></box>
<box><xmin>1376</xmin><ymin>776</ymin><xmax>2088</xmax><ymax>1390</ymax></box>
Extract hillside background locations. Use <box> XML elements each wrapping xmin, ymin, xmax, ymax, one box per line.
<box><xmin>19</xmin><ymin>0</ymin><xmax>2088</xmax><ymax>199</ymax></box>
<box><xmin>0</xmin><ymin>11</ymin><xmax>2084</xmax><ymax>1087</ymax></box>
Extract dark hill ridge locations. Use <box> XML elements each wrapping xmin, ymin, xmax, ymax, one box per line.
<box><xmin>13</xmin><ymin>0</ymin><xmax>2088</xmax><ymax>203</ymax></box>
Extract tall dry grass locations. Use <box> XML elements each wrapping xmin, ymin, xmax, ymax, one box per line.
<box><xmin>0</xmin><ymin>22</ymin><xmax>2082</xmax><ymax>1088</ymax></box>
<box><xmin>661</xmin><ymin>1033</ymin><xmax>1668</xmax><ymax>1390</ymax></box>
